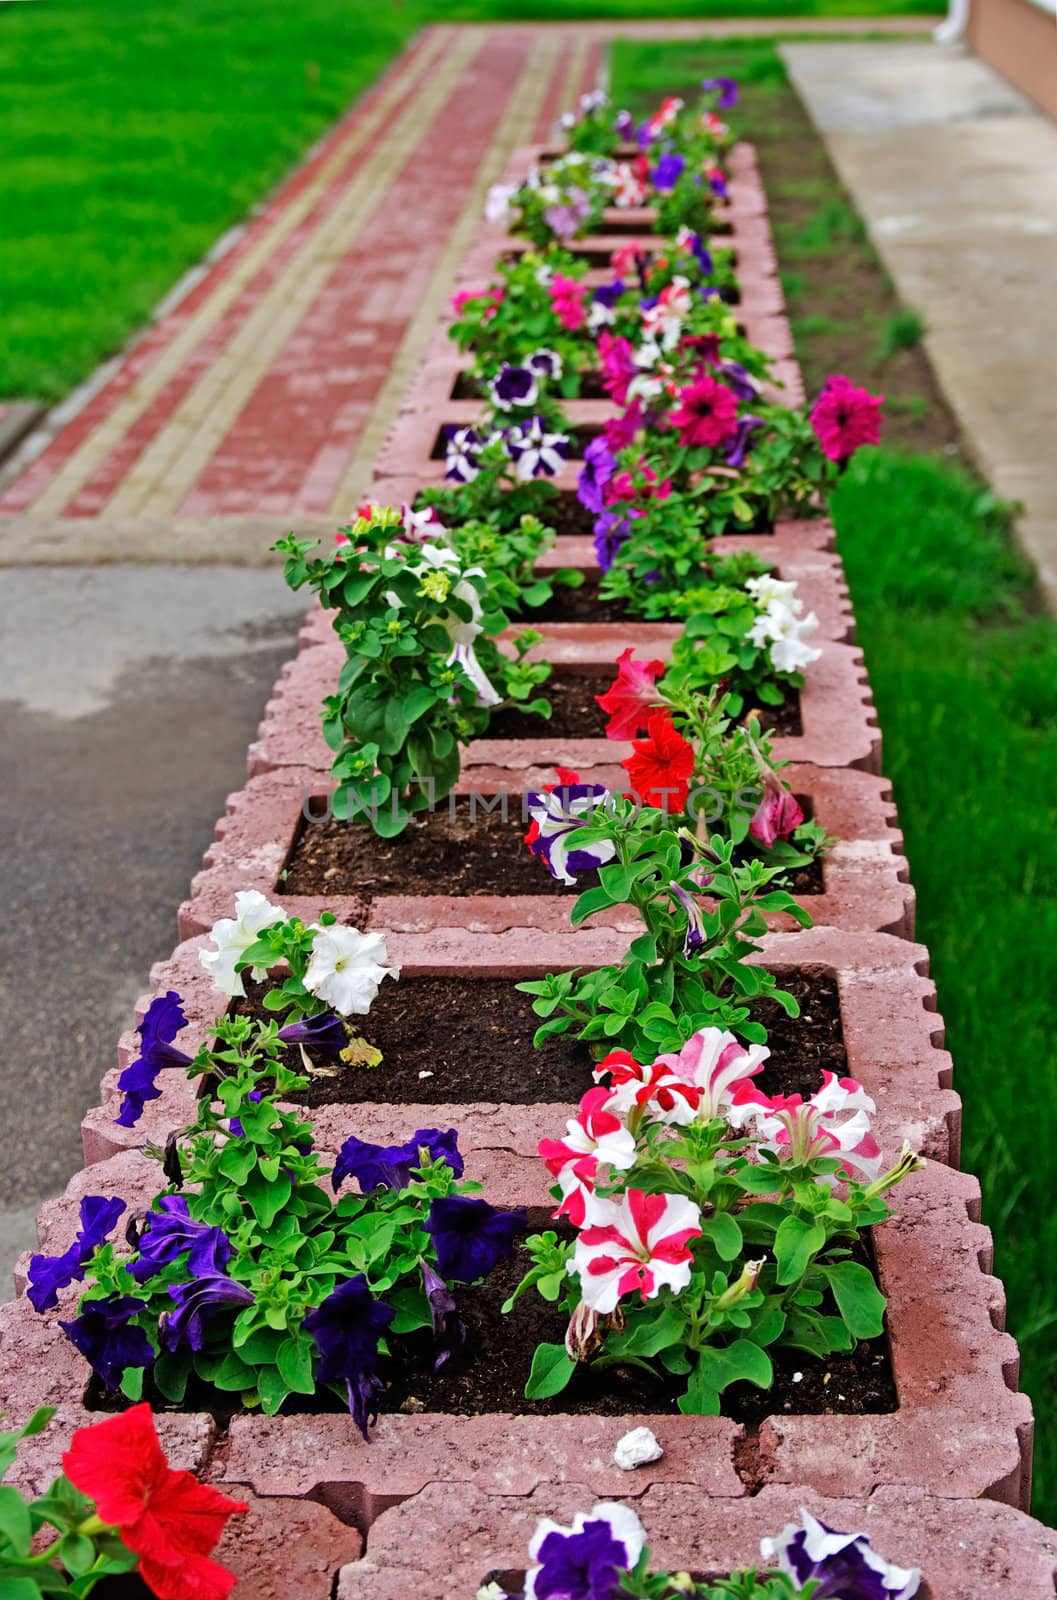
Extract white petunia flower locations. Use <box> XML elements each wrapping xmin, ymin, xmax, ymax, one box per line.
<box><xmin>485</xmin><ymin>182</ymin><xmax>516</xmax><ymax>222</ymax></box>
<box><xmin>199</xmin><ymin>890</ymin><xmax>286</xmax><ymax>998</ymax></box>
<box><xmin>745</xmin><ymin>574</ymin><xmax>801</xmax><ymax>611</ymax></box>
<box><xmin>303</xmin><ymin>926</ymin><xmax>399</xmax><ymax>1016</ymax></box>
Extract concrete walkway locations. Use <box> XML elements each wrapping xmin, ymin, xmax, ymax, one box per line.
<box><xmin>782</xmin><ymin>40</ymin><xmax>1057</xmax><ymax>608</ymax></box>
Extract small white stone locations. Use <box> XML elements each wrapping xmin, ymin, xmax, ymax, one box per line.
<box><xmin>417</xmin><ymin>1070</ymin><xmax>434</xmax><ymax>1079</ymax></box>
<box><xmin>792</xmin><ymin>1371</ymin><xmax>803</xmax><ymax>1383</ymax></box>
<box><xmin>613</xmin><ymin>1425</ymin><xmax>664</xmax><ymax>1470</ymax></box>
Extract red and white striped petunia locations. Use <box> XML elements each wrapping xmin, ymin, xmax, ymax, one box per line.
<box><xmin>572</xmin><ymin>1189</ymin><xmax>702</xmax><ymax>1314</ymax></box>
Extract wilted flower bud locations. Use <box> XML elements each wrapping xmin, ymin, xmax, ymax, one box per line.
<box><xmin>864</xmin><ymin>1141</ymin><xmax>925</xmax><ymax>1200</ymax></box>
<box><xmin>565</xmin><ymin>1301</ymin><xmax>602</xmax><ymax>1362</ymax></box>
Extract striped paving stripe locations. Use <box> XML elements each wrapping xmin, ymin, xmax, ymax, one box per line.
<box><xmin>102</xmin><ymin>29</ymin><xmax>487</xmax><ymax>520</ymax></box>
<box><xmin>11</xmin><ymin>26</ymin><xmax>456</xmax><ymax>520</ymax></box>
<box><xmin>325</xmin><ymin>31</ymin><xmax>564</xmax><ymax>517</ymax></box>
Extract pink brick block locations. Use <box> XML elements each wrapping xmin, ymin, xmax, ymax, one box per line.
<box><xmin>336</xmin><ymin>1482</ymin><xmax>1057</xmax><ymax>1600</ymax></box>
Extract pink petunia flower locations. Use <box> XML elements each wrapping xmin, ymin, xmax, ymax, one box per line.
<box><xmin>538</xmin><ymin>1086</ymin><xmax>637</xmax><ymax>1225</ymax></box>
<box><xmin>668</xmin><ymin>373</ymin><xmax>739</xmax><ymax>449</ymax></box>
<box><xmin>593</xmin><ymin>1048</ymin><xmax>702</xmax><ymax>1126</ymax></box>
<box><xmin>573</xmin><ymin>1189</ymin><xmax>702</xmax><ymax>1313</ymax></box>
<box><xmin>810</xmin><ymin>374</ymin><xmax>884</xmax><ymax>463</ymax></box>
<box><xmin>731</xmin><ymin>1071</ymin><xmax>884</xmax><ymax>1184</ymax></box>
<box><xmin>550</xmin><ymin>273</ymin><xmax>587</xmax><ymax>331</ymax></box>
<box><xmin>652</xmin><ymin>1026</ymin><xmax>770</xmax><ymax>1122</ymax></box>
<box><xmin>597</xmin><ymin>331</ymin><xmax>637</xmax><ymax>406</ymax></box>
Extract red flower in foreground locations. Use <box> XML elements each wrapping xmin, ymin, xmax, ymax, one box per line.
<box><xmin>596</xmin><ymin>648</ymin><xmax>665</xmax><ymax>740</ymax></box>
<box><xmin>623</xmin><ymin>711</ymin><xmax>695</xmax><ymax>813</ymax></box>
<box><xmin>810</xmin><ymin>373</ymin><xmax>884</xmax><ymax>463</ymax></box>
<box><xmin>668</xmin><ymin>374</ymin><xmax>739</xmax><ymax>450</ymax></box>
<box><xmin>63</xmin><ymin>1404</ymin><xmax>247</xmax><ymax>1600</ymax></box>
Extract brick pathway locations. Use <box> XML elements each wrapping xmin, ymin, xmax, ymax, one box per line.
<box><xmin>0</xmin><ymin>18</ymin><xmax>934</xmax><ymax>564</ymax></box>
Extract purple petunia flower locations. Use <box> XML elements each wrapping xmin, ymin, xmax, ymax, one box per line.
<box><xmin>592</xmin><ymin>510</ymin><xmax>633</xmax><ymax>572</ymax></box>
<box><xmin>592</xmin><ymin>280</ymin><xmax>625</xmax><ymax>311</ymax></box>
<box><xmin>702</xmin><ymin>75</ymin><xmax>739</xmax><ymax>110</ymax></box>
<box><xmin>158</xmin><ymin>1272</ymin><xmax>255</xmax><ymax>1354</ymax></box>
<box><xmin>424</xmin><ymin>1196</ymin><xmax>526</xmax><ymax>1284</ymax></box>
<box><xmin>528</xmin><ymin>1503</ymin><xmax>646</xmax><ymax>1600</ymax></box>
<box><xmin>725</xmin><ymin>413</ymin><xmax>766</xmax><ymax>469</ymax></box>
<box><xmin>28</xmin><ymin>1196</ymin><xmax>126</xmax><ymax>1313</ymax></box>
<box><xmin>718</xmin><ymin>360</ymin><xmax>759</xmax><ymax>402</ymax></box>
<box><xmin>761</xmin><ymin>1508</ymin><xmax>920</xmax><ymax>1598</ymax></box>
<box><xmin>420</xmin><ymin>1259</ymin><xmax>465</xmax><ymax>1371</ymax></box>
<box><xmin>614</xmin><ymin>109</ymin><xmax>635</xmax><ymax>140</ymax></box>
<box><xmin>59</xmin><ymin>1294</ymin><xmax>154</xmax><ymax>1390</ymax></box>
<box><xmin>576</xmin><ymin>436</ymin><xmax>618</xmax><ymax>516</ymax></box>
<box><xmin>490</xmin><ymin>363</ymin><xmax>539</xmax><ymax>411</ymax></box>
<box><xmin>525</xmin><ymin>782</ymin><xmax>617</xmax><ymax>886</ymax></box>
<box><xmin>115</xmin><ymin>991</ymin><xmax>193</xmax><ymax>1129</ymax></box>
<box><xmin>127</xmin><ymin>1196</ymin><xmax>233</xmax><ymax>1284</ymax></box>
<box><xmin>651</xmin><ymin>152</ymin><xmax>685</xmax><ymax>192</ymax></box>
<box><xmin>544</xmin><ymin>187</ymin><xmax>591</xmax><ymax>240</ymax></box>
<box><xmin>709</xmin><ymin>170</ymin><xmax>728</xmax><ymax>199</ymax></box>
<box><xmin>303</xmin><ymin>1275</ymin><xmax>395</xmax><ymax>1440</ymax></box>
<box><xmin>332</xmin><ymin>1127</ymin><xmax>464</xmax><ymax>1194</ymax></box>
<box><xmin>684</xmin><ymin>230</ymin><xmax>713</xmax><ymax>276</ymax></box>
<box><xmin>277</xmin><ymin>1008</ymin><xmax>347</xmax><ymax>1057</ymax></box>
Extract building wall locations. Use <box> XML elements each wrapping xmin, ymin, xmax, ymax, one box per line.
<box><xmin>968</xmin><ymin>0</ymin><xmax>1057</xmax><ymax>119</ymax></box>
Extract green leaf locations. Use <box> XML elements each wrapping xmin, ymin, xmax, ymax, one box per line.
<box><xmin>276</xmin><ymin>1336</ymin><xmax>317</xmax><ymax>1396</ymax></box>
<box><xmin>0</xmin><ymin>1486</ymin><xmax>33</xmax><ymax>1555</ymax></box>
<box><xmin>773</xmin><ymin>1214</ymin><xmax>827</xmax><ymax>1286</ymax></box>
<box><xmin>57</xmin><ymin>1531</ymin><xmax>96</xmax><ymax>1577</ymax></box>
<box><xmin>524</xmin><ymin>1342</ymin><xmax>576</xmax><ymax>1400</ymax></box>
<box><xmin>701</xmin><ymin>1212</ymin><xmax>744</xmax><ymax>1263</ymax></box>
<box><xmin>821</xmin><ymin>1260</ymin><xmax>887</xmax><ymax>1339</ymax></box>
<box><xmin>609</xmin><ymin>1304</ymin><xmax>686</xmax><ymax>1358</ymax></box>
<box><xmin>257</xmin><ymin>1364</ymin><xmax>293</xmax><ymax>1416</ymax></box>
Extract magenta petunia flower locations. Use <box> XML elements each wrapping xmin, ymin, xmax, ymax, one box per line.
<box><xmin>810</xmin><ymin>374</ymin><xmax>885</xmax><ymax>463</ymax></box>
<box><xmin>668</xmin><ymin>373</ymin><xmax>739</xmax><ymax>450</ymax></box>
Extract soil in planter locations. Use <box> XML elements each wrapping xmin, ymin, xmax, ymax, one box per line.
<box><xmin>231</xmin><ymin>975</ymin><xmax>595</xmax><ymax>1106</ymax></box>
<box><xmin>283</xmin><ymin>797</ymin><xmax>571</xmax><ymax>898</ymax></box>
<box><xmin>382</xmin><ymin>1231</ymin><xmax>896</xmax><ymax>1424</ymax></box>
<box><xmin>485</xmin><ymin>670</ymin><xmax>803</xmax><ymax>740</ymax></box>
<box><xmin>525</xmin><ymin>576</ymin><xmax>630</xmax><ymax>624</ymax></box>
<box><xmin>228</xmin><ymin>970</ymin><xmax>843</xmax><ymax>1108</ymax></box>
<box><xmin>548</xmin><ymin>489</ymin><xmax>600</xmax><ymax>538</ymax></box>
<box><xmin>451</xmin><ymin>369</ymin><xmax>614</xmax><ymax>402</ymax></box>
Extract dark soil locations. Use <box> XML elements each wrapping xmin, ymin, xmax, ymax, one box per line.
<box><xmin>548</xmin><ymin>489</ymin><xmax>600</xmax><ymax>538</ymax></box>
<box><xmin>232</xmin><ymin>975</ymin><xmax>594</xmax><ymax>1107</ymax></box>
<box><xmin>525</xmin><ymin>575</ymin><xmax>630</xmax><ymax>624</ymax></box>
<box><xmin>285</xmin><ymin>798</ymin><xmax>568</xmax><ymax>897</ymax></box>
<box><xmin>485</xmin><ymin>670</ymin><xmax>803</xmax><ymax>741</ymax></box>
<box><xmin>382</xmin><ymin>1231</ymin><xmax>895</xmax><ymax>1424</ymax></box>
<box><xmin>228</xmin><ymin>969</ymin><xmax>843</xmax><ymax>1108</ymax></box>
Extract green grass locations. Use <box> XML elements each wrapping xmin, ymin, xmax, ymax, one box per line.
<box><xmin>871</xmin><ymin>306</ymin><xmax>926</xmax><ymax>364</ymax></box>
<box><xmin>613</xmin><ymin>36</ymin><xmax>1057</xmax><ymax>1517</ymax></box>
<box><xmin>4</xmin><ymin>0</ymin><xmax>936</xmax><ymax>401</ymax></box>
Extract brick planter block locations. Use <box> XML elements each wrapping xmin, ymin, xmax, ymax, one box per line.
<box><xmin>213</xmin><ymin>1487</ymin><xmax>361</xmax><ymax>1600</ymax></box>
<box><xmin>336</xmin><ymin>1482</ymin><xmax>1057</xmax><ymax>1600</ymax></box>
<box><xmin>83</xmin><ymin>926</ymin><xmax>957</xmax><ymax>1176</ymax></box>
<box><xmin>177</xmin><ymin>758</ymin><xmax>911</xmax><ymax>944</ymax></box>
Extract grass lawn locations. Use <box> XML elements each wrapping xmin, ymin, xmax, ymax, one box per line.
<box><xmin>4</xmin><ymin>0</ymin><xmax>936</xmax><ymax>402</ymax></box>
<box><xmin>615</xmin><ymin>35</ymin><xmax>1057</xmax><ymax>1520</ymax></box>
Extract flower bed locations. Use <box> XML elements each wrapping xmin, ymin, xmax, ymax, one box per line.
<box><xmin>4</xmin><ymin>68</ymin><xmax>1039</xmax><ymax>1600</ymax></box>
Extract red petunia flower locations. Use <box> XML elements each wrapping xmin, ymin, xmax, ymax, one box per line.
<box><xmin>810</xmin><ymin>374</ymin><xmax>884</xmax><ymax>463</ymax></box>
<box><xmin>63</xmin><ymin>1404</ymin><xmax>247</xmax><ymax>1600</ymax></box>
<box><xmin>622</xmin><ymin>711</ymin><xmax>695</xmax><ymax>813</ymax></box>
<box><xmin>595</xmin><ymin>648</ymin><xmax>665</xmax><ymax>740</ymax></box>
<box><xmin>668</xmin><ymin>374</ymin><xmax>739</xmax><ymax>450</ymax></box>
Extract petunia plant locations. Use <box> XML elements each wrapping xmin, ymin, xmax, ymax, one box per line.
<box><xmin>508</xmin><ymin>1022</ymin><xmax>921</xmax><ymax>1412</ymax></box>
<box><xmin>475</xmin><ymin>1500</ymin><xmax>921</xmax><ymax>1599</ymax></box>
<box><xmin>30</xmin><ymin>1009</ymin><xmax>524</xmax><ymax>1430</ymax></box>
<box><xmin>487</xmin><ymin>151</ymin><xmax>613</xmax><ymax>248</ymax></box>
<box><xmin>0</xmin><ymin>1403</ymin><xmax>244</xmax><ymax>1600</ymax></box>
<box><xmin>275</xmin><ymin>507</ymin><xmax>555</xmax><ymax>834</ymax></box>
<box><xmin>594</xmin><ymin>663</ymin><xmax>832</xmax><ymax>869</ymax></box>
<box><xmin>519</xmin><ymin>786</ymin><xmax>812</xmax><ymax>1058</ymax></box>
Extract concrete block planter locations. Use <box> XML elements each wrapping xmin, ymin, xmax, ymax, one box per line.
<box><xmin>82</xmin><ymin>926</ymin><xmax>956</xmax><ymax>1174</ymax></box>
<box><xmin>196</xmin><ymin>1162</ymin><xmax>1028</xmax><ymax>1512</ymax></box>
<box><xmin>175</xmin><ymin>759</ymin><xmax>911</xmax><ymax>943</ymax></box>
<box><xmin>335</xmin><ymin>1482</ymin><xmax>1057</xmax><ymax>1600</ymax></box>
<box><xmin>246</xmin><ymin>632</ymin><xmax>880</xmax><ymax>778</ymax></box>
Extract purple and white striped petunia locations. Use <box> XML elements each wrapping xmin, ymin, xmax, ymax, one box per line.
<box><xmin>525</xmin><ymin>782</ymin><xmax>616</xmax><ymax>886</ymax></box>
<box><xmin>527</xmin><ymin>347</ymin><xmax>563</xmax><ymax>382</ymax></box>
<box><xmin>444</xmin><ymin>425</ymin><xmax>484</xmax><ymax>483</ymax></box>
<box><xmin>506</xmin><ymin>416</ymin><xmax>570</xmax><ymax>481</ymax></box>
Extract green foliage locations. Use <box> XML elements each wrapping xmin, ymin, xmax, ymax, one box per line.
<box><xmin>872</xmin><ymin>307</ymin><xmax>926</xmax><ymax>366</ymax></box>
<box><xmin>276</xmin><ymin>509</ymin><xmax>553</xmax><ymax>833</ymax></box>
